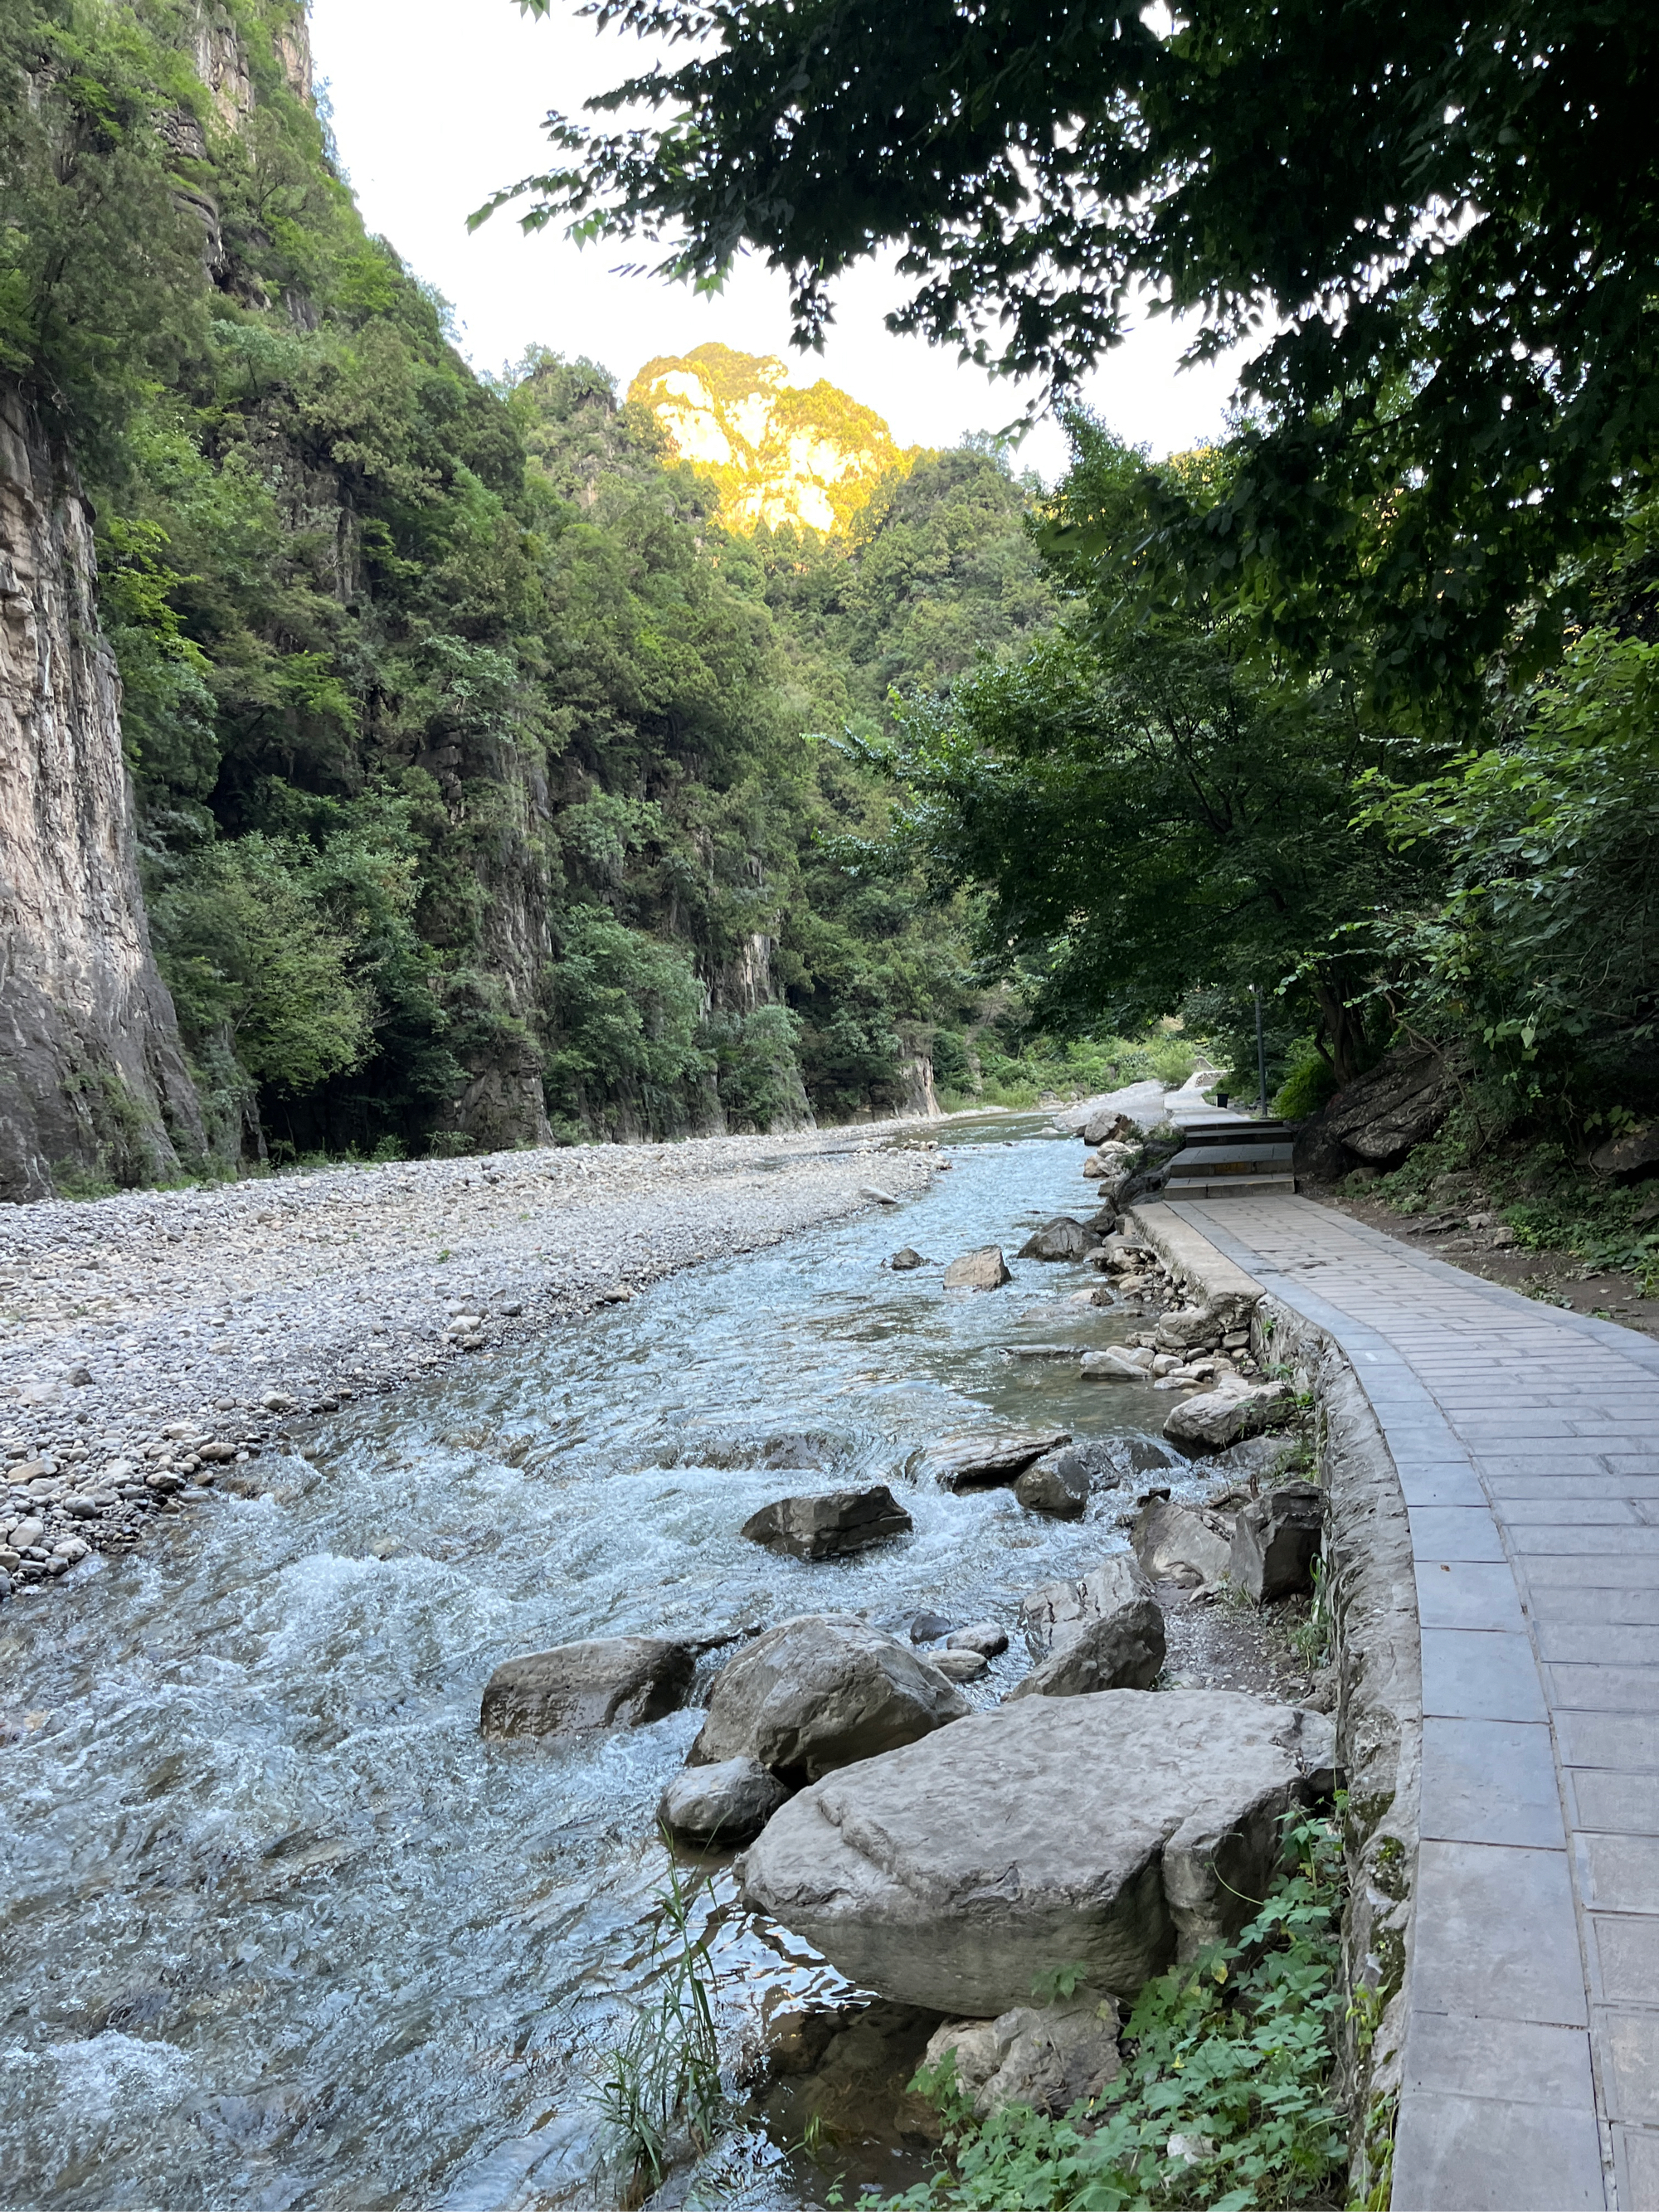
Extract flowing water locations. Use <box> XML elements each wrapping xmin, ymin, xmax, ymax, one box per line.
<box><xmin>0</xmin><ymin>1118</ymin><xmax>1195</xmax><ymax>2212</ymax></box>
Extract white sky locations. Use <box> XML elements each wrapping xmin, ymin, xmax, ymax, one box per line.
<box><xmin>307</xmin><ymin>0</ymin><xmax>1253</xmax><ymax>480</ymax></box>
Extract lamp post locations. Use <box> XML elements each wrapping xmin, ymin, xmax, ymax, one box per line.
<box><xmin>1253</xmin><ymin>984</ymin><xmax>1268</xmax><ymax>1116</ymax></box>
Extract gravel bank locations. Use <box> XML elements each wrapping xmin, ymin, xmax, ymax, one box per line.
<box><xmin>0</xmin><ymin>1123</ymin><xmax>943</xmax><ymax>1600</ymax></box>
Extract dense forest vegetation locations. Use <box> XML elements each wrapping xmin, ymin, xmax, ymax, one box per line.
<box><xmin>2</xmin><ymin>0</ymin><xmax>1194</xmax><ymax>1178</ymax></box>
<box><xmin>507</xmin><ymin>0</ymin><xmax>1659</xmax><ymax>1259</ymax></box>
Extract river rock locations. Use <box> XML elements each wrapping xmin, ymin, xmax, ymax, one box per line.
<box><xmin>888</xmin><ymin>1247</ymin><xmax>927</xmax><ymax>1271</ymax></box>
<box><xmin>688</xmin><ymin>1614</ymin><xmax>969</xmax><ymax>1782</ymax></box>
<box><xmin>1153</xmin><ymin>1296</ymin><xmax>1256</xmax><ymax>1354</ymax></box>
<box><xmin>1163</xmin><ymin>1380</ymin><xmax>1292</xmax><ymax>1451</ymax></box>
<box><xmin>923</xmin><ymin>1997</ymin><xmax>1121</xmax><ymax>2118</ymax></box>
<box><xmin>946</xmin><ymin>1621</ymin><xmax>1009</xmax><ymax>1657</ymax></box>
<box><xmin>906</xmin><ymin>1426</ymin><xmax>1070</xmax><ymax>1491</ymax></box>
<box><xmin>1014</xmin><ymin>1555</ymin><xmax>1165</xmax><ymax>1696</ymax></box>
<box><xmin>658</xmin><ymin>1756</ymin><xmax>790</xmax><ymax>1845</ymax></box>
<box><xmin>942</xmin><ymin>1246</ymin><xmax>1011</xmax><ymax>1291</ymax></box>
<box><xmin>933</xmin><ymin>1648</ymin><xmax>989</xmax><ymax>1682</ymax></box>
<box><xmin>1230</xmin><ymin>1481</ymin><xmax>1324</xmax><ymax>1602</ymax></box>
<box><xmin>741</xmin><ymin>1689</ymin><xmax>1316</xmax><ymax>2013</ymax></box>
<box><xmin>1017</xmin><ymin>1216</ymin><xmax>1092</xmax><ymax>1261</ymax></box>
<box><xmin>479</xmin><ymin>1636</ymin><xmax>695</xmax><ymax>1741</ymax></box>
<box><xmin>1081</xmin><ymin>1345</ymin><xmax>1155</xmax><ymax>1383</ymax></box>
<box><xmin>1131</xmin><ymin>1498</ymin><xmax>1234</xmax><ymax>1587</ymax></box>
<box><xmin>1014</xmin><ymin>1446</ymin><xmax>1090</xmax><ymax>1519</ymax></box>
<box><xmin>1082</xmin><ymin>1106</ymin><xmax>1139</xmax><ymax>1147</ymax></box>
<box><xmin>742</xmin><ymin>1485</ymin><xmax>914</xmax><ymax>1561</ymax></box>
<box><xmin>755</xmin><ymin>2000</ymin><xmax>944</xmax><ymax>2151</ymax></box>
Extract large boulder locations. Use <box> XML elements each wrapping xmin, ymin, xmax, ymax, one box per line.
<box><xmin>1018</xmin><ymin>1215</ymin><xmax>1095</xmax><ymax>1261</ymax></box>
<box><xmin>907</xmin><ymin>1426</ymin><xmax>1070</xmax><ymax>1491</ymax></box>
<box><xmin>689</xmin><ymin>1614</ymin><xmax>968</xmax><ymax>1782</ymax></box>
<box><xmin>943</xmin><ymin>1245</ymin><xmax>1012</xmax><ymax>1291</ymax></box>
<box><xmin>1292</xmin><ymin>1038</ymin><xmax>1467</xmax><ymax>1181</ymax></box>
<box><xmin>922</xmin><ymin>1998</ymin><xmax>1121</xmax><ymax>2119</ymax></box>
<box><xmin>741</xmin><ymin>1690</ymin><xmax>1322</xmax><ymax>2013</ymax></box>
<box><xmin>1230</xmin><ymin>1482</ymin><xmax>1324</xmax><ymax>1602</ymax></box>
<box><xmin>1131</xmin><ymin>1498</ymin><xmax>1233</xmax><ymax>1587</ymax></box>
<box><xmin>1589</xmin><ymin>1124</ymin><xmax>1659</xmax><ymax>1180</ymax></box>
<box><xmin>1014</xmin><ymin>1555</ymin><xmax>1165</xmax><ymax>1695</ymax></box>
<box><xmin>479</xmin><ymin>1636</ymin><xmax>693</xmax><ymax>1741</ymax></box>
<box><xmin>659</xmin><ymin>1756</ymin><xmax>790</xmax><ymax>1845</ymax></box>
<box><xmin>1014</xmin><ymin>1446</ymin><xmax>1090</xmax><ymax>1519</ymax></box>
<box><xmin>1163</xmin><ymin>1381</ymin><xmax>1291</xmax><ymax>1452</ymax></box>
<box><xmin>742</xmin><ymin>1485</ymin><xmax>913</xmax><ymax>1561</ymax></box>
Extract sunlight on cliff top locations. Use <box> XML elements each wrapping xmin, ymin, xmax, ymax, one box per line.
<box><xmin>629</xmin><ymin>342</ymin><xmax>920</xmax><ymax>535</ymax></box>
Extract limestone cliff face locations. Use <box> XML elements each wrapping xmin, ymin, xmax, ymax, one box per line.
<box><xmin>0</xmin><ymin>388</ymin><xmax>203</xmax><ymax>1200</ymax></box>
<box><xmin>630</xmin><ymin>344</ymin><xmax>913</xmax><ymax>536</ymax></box>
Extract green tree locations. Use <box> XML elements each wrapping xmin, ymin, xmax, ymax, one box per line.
<box><xmin>499</xmin><ymin>0</ymin><xmax>1659</xmax><ymax>707</ymax></box>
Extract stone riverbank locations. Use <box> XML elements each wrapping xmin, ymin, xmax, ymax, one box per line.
<box><xmin>0</xmin><ymin>1124</ymin><xmax>942</xmax><ymax>1598</ymax></box>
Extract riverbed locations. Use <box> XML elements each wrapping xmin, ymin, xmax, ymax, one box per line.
<box><xmin>1</xmin><ymin>1118</ymin><xmax>1223</xmax><ymax>2211</ymax></box>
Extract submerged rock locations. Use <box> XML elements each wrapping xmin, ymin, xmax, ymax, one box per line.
<box><xmin>753</xmin><ymin>2000</ymin><xmax>945</xmax><ymax>2153</ymax></box>
<box><xmin>689</xmin><ymin>1613</ymin><xmax>968</xmax><ymax>1782</ymax></box>
<box><xmin>888</xmin><ymin>1247</ymin><xmax>927</xmax><ymax>1271</ymax></box>
<box><xmin>742</xmin><ymin>1485</ymin><xmax>913</xmax><ymax>1561</ymax></box>
<box><xmin>659</xmin><ymin>1756</ymin><xmax>790</xmax><ymax>1845</ymax></box>
<box><xmin>942</xmin><ymin>1246</ymin><xmax>1012</xmax><ymax>1291</ymax></box>
<box><xmin>742</xmin><ymin>1689</ymin><xmax>1317</xmax><ymax>2014</ymax></box>
<box><xmin>907</xmin><ymin>1426</ymin><xmax>1070</xmax><ymax>1492</ymax></box>
<box><xmin>923</xmin><ymin>1997</ymin><xmax>1121</xmax><ymax>2118</ymax></box>
<box><xmin>479</xmin><ymin>1636</ymin><xmax>694</xmax><ymax>1741</ymax></box>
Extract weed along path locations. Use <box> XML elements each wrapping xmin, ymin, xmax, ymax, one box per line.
<box><xmin>4</xmin><ymin>1111</ymin><xmax>1326</xmax><ymax>2212</ymax></box>
<box><xmin>1165</xmin><ymin>1191</ymin><xmax>1659</xmax><ymax>2212</ymax></box>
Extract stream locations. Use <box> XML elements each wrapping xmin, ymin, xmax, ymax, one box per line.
<box><xmin>0</xmin><ymin>1116</ymin><xmax>1203</xmax><ymax>2212</ymax></box>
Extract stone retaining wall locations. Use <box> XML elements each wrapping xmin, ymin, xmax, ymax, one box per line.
<box><xmin>1131</xmin><ymin>1203</ymin><xmax>1421</xmax><ymax>2203</ymax></box>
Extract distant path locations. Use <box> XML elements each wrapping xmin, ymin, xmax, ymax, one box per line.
<box><xmin>1176</xmin><ymin>1194</ymin><xmax>1657</xmax><ymax>2212</ymax></box>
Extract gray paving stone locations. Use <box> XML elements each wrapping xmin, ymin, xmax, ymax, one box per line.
<box><xmin>1403</xmin><ymin>2010</ymin><xmax>1594</xmax><ymax>2106</ymax></box>
<box><xmin>1411</xmin><ymin>1840</ymin><xmax>1588</xmax><ymax>2025</ymax></box>
<box><xmin>1503</xmin><ymin>1498</ymin><xmax>1644</xmax><ymax>1524</ymax></box>
<box><xmin>1547</xmin><ymin>1662</ymin><xmax>1659</xmax><ymax>1711</ymax></box>
<box><xmin>1417</xmin><ymin>1561</ymin><xmax>1531</xmax><ymax>1633</ymax></box>
<box><xmin>1390</xmin><ymin>2088</ymin><xmax>1606</xmax><ymax>2210</ymax></box>
<box><xmin>1406</xmin><ymin>1505</ymin><xmax>1510</xmax><ymax>1560</ymax></box>
<box><xmin>1421</xmin><ymin>1626</ymin><xmax>1551</xmax><ymax>1723</ymax></box>
<box><xmin>1396</xmin><ymin>1463</ymin><xmax>1491</xmax><ymax>1507</ymax></box>
<box><xmin>1527</xmin><ymin>1582</ymin><xmax>1659</xmax><ymax>1626</ymax></box>
<box><xmin>1557</xmin><ymin>1714</ymin><xmax>1659</xmax><ymax>1771</ymax></box>
<box><xmin>1524</xmin><ymin>1553</ymin><xmax>1659</xmax><ymax>1587</ymax></box>
<box><xmin>1611</xmin><ymin>2122</ymin><xmax>1659</xmax><ymax>2212</ymax></box>
<box><xmin>1419</xmin><ymin>1717</ymin><xmax>1566</xmax><ymax>1848</ymax></box>
<box><xmin>1570</xmin><ymin>1771</ymin><xmax>1659</xmax><ymax>1834</ymax></box>
<box><xmin>1540</xmin><ymin>1623</ymin><xmax>1659</xmax><ymax>1665</ymax></box>
<box><xmin>1593</xmin><ymin>1915</ymin><xmax>1659</xmax><ymax>2002</ymax></box>
<box><xmin>1578</xmin><ymin>1833</ymin><xmax>1659</xmax><ymax>1914</ymax></box>
<box><xmin>1597</xmin><ymin>2007</ymin><xmax>1659</xmax><ymax>2126</ymax></box>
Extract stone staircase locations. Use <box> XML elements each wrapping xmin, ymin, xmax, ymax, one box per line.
<box><xmin>1161</xmin><ymin>1114</ymin><xmax>1296</xmax><ymax>1198</ymax></box>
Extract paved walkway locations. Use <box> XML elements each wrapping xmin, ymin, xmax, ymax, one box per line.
<box><xmin>1173</xmin><ymin>1194</ymin><xmax>1658</xmax><ymax>2212</ymax></box>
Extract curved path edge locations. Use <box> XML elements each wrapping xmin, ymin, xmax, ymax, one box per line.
<box><xmin>1132</xmin><ymin>1194</ymin><xmax>1652</xmax><ymax>2212</ymax></box>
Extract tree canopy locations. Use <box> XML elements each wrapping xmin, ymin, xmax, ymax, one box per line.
<box><xmin>499</xmin><ymin>0</ymin><xmax>1659</xmax><ymax>705</ymax></box>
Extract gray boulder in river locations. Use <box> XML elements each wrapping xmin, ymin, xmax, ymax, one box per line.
<box><xmin>1016</xmin><ymin>1215</ymin><xmax>1095</xmax><ymax>1261</ymax></box>
<box><xmin>1013</xmin><ymin>1446</ymin><xmax>1090</xmax><ymax>1519</ymax></box>
<box><xmin>479</xmin><ymin>1636</ymin><xmax>693</xmax><ymax>1741</ymax></box>
<box><xmin>906</xmin><ymin>1425</ymin><xmax>1070</xmax><ymax>1491</ymax></box>
<box><xmin>741</xmin><ymin>1689</ymin><xmax>1321</xmax><ymax>2014</ymax></box>
<box><xmin>689</xmin><ymin>1613</ymin><xmax>968</xmax><ymax>1782</ymax></box>
<box><xmin>659</xmin><ymin>1756</ymin><xmax>790</xmax><ymax>1845</ymax></box>
<box><xmin>742</xmin><ymin>1485</ymin><xmax>913</xmax><ymax>1561</ymax></box>
<box><xmin>941</xmin><ymin>1245</ymin><xmax>1011</xmax><ymax>1290</ymax></box>
<box><xmin>1162</xmin><ymin>1379</ymin><xmax>1291</xmax><ymax>1451</ymax></box>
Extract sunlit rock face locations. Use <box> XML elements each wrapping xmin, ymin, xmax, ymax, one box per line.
<box><xmin>629</xmin><ymin>343</ymin><xmax>916</xmax><ymax>535</ymax></box>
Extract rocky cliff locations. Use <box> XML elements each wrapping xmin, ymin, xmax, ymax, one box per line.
<box><xmin>0</xmin><ymin>386</ymin><xmax>203</xmax><ymax>1200</ymax></box>
<box><xmin>630</xmin><ymin>344</ymin><xmax>914</xmax><ymax>535</ymax></box>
